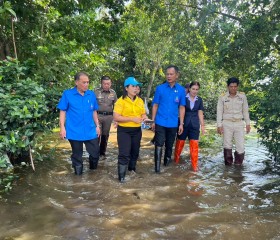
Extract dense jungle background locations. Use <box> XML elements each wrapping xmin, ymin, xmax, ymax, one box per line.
<box><xmin>0</xmin><ymin>0</ymin><xmax>279</xmax><ymax>192</ymax></box>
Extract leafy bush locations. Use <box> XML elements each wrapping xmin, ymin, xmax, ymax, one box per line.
<box><xmin>254</xmin><ymin>75</ymin><xmax>280</xmax><ymax>161</ymax></box>
<box><xmin>0</xmin><ymin>58</ymin><xmax>57</xmax><ymax>164</ymax></box>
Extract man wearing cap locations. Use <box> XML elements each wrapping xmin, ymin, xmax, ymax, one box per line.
<box><xmin>113</xmin><ymin>77</ymin><xmax>148</xmax><ymax>182</ymax></box>
<box><xmin>151</xmin><ymin>65</ymin><xmax>186</xmax><ymax>173</ymax></box>
<box><xmin>94</xmin><ymin>76</ymin><xmax>118</xmax><ymax>159</ymax></box>
<box><xmin>217</xmin><ymin>77</ymin><xmax>251</xmax><ymax>165</ymax></box>
<box><xmin>57</xmin><ymin>72</ymin><xmax>100</xmax><ymax>175</ymax></box>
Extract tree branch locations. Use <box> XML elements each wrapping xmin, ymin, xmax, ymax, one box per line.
<box><xmin>11</xmin><ymin>16</ymin><xmax>18</xmax><ymax>59</ymax></box>
<box><xmin>166</xmin><ymin>4</ymin><xmax>243</xmax><ymax>22</ymax></box>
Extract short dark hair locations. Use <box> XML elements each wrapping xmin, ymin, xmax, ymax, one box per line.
<box><xmin>165</xmin><ymin>65</ymin><xmax>179</xmax><ymax>73</ymax></box>
<box><xmin>74</xmin><ymin>72</ymin><xmax>89</xmax><ymax>81</ymax></box>
<box><xmin>101</xmin><ymin>75</ymin><xmax>111</xmax><ymax>82</ymax></box>
<box><xmin>227</xmin><ymin>77</ymin><xmax>239</xmax><ymax>86</ymax></box>
<box><xmin>189</xmin><ymin>81</ymin><xmax>200</xmax><ymax>89</ymax></box>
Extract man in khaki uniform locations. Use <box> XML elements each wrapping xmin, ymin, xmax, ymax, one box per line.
<box><xmin>94</xmin><ymin>76</ymin><xmax>117</xmax><ymax>158</ymax></box>
<box><xmin>217</xmin><ymin>77</ymin><xmax>251</xmax><ymax>165</ymax></box>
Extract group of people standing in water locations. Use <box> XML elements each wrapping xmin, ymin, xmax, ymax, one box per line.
<box><xmin>57</xmin><ymin>65</ymin><xmax>250</xmax><ymax>182</ymax></box>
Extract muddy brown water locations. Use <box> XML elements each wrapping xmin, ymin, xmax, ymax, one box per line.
<box><xmin>0</xmin><ymin>127</ymin><xmax>280</xmax><ymax>240</ymax></box>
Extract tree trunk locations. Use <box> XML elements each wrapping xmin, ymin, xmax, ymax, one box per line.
<box><xmin>146</xmin><ymin>61</ymin><xmax>160</xmax><ymax>99</ymax></box>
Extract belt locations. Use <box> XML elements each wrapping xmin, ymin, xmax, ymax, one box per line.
<box><xmin>224</xmin><ymin>119</ymin><xmax>243</xmax><ymax>122</ymax></box>
<box><xmin>97</xmin><ymin>111</ymin><xmax>113</xmax><ymax>115</ymax></box>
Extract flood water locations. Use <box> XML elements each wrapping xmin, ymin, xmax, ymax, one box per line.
<box><xmin>0</xmin><ymin>126</ymin><xmax>280</xmax><ymax>240</ymax></box>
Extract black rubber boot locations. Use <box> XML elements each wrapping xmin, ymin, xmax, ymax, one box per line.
<box><xmin>128</xmin><ymin>160</ymin><xmax>136</xmax><ymax>172</ymax></box>
<box><xmin>118</xmin><ymin>164</ymin><xmax>127</xmax><ymax>183</ymax></box>
<box><xmin>89</xmin><ymin>155</ymin><xmax>99</xmax><ymax>169</ymax></box>
<box><xmin>100</xmin><ymin>135</ymin><xmax>109</xmax><ymax>156</ymax></box>
<box><xmin>224</xmin><ymin>148</ymin><xmax>233</xmax><ymax>166</ymax></box>
<box><xmin>164</xmin><ymin>157</ymin><xmax>171</xmax><ymax>166</ymax></box>
<box><xmin>155</xmin><ymin>146</ymin><xmax>162</xmax><ymax>173</ymax></box>
<box><xmin>74</xmin><ymin>165</ymin><xmax>83</xmax><ymax>175</ymax></box>
<box><xmin>89</xmin><ymin>160</ymin><xmax>98</xmax><ymax>170</ymax></box>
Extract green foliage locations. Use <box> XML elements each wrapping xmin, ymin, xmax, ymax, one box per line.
<box><xmin>199</xmin><ymin>128</ymin><xmax>220</xmax><ymax>148</ymax></box>
<box><xmin>0</xmin><ymin>152</ymin><xmax>15</xmax><ymax>193</ymax></box>
<box><xmin>254</xmin><ymin>74</ymin><xmax>280</xmax><ymax>160</ymax></box>
<box><xmin>0</xmin><ymin>58</ymin><xmax>55</xmax><ymax>161</ymax></box>
<box><xmin>0</xmin><ymin>0</ymin><xmax>279</xmax><ymax>165</ymax></box>
<box><xmin>0</xmin><ymin>153</ymin><xmax>12</xmax><ymax>169</ymax></box>
<box><xmin>0</xmin><ymin>1</ymin><xmax>15</xmax><ymax>36</ymax></box>
<box><xmin>0</xmin><ymin>176</ymin><xmax>14</xmax><ymax>193</ymax></box>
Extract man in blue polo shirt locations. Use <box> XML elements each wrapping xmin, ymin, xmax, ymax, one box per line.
<box><xmin>57</xmin><ymin>72</ymin><xmax>100</xmax><ymax>175</ymax></box>
<box><xmin>151</xmin><ymin>65</ymin><xmax>186</xmax><ymax>173</ymax></box>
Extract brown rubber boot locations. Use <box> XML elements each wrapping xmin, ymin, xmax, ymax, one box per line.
<box><xmin>174</xmin><ymin>140</ymin><xmax>186</xmax><ymax>164</ymax></box>
<box><xmin>234</xmin><ymin>151</ymin><xmax>245</xmax><ymax>165</ymax></box>
<box><xmin>224</xmin><ymin>148</ymin><xmax>233</xmax><ymax>165</ymax></box>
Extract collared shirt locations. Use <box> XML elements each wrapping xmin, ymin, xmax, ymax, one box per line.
<box><xmin>114</xmin><ymin>96</ymin><xmax>145</xmax><ymax>127</ymax></box>
<box><xmin>94</xmin><ymin>87</ymin><xmax>117</xmax><ymax>112</ymax></box>
<box><xmin>57</xmin><ymin>87</ymin><xmax>99</xmax><ymax>140</ymax></box>
<box><xmin>153</xmin><ymin>82</ymin><xmax>186</xmax><ymax>128</ymax></box>
<box><xmin>186</xmin><ymin>93</ymin><xmax>198</xmax><ymax>110</ymax></box>
<box><xmin>217</xmin><ymin>91</ymin><xmax>250</xmax><ymax>127</ymax></box>
<box><xmin>184</xmin><ymin>95</ymin><xmax>204</xmax><ymax>128</ymax></box>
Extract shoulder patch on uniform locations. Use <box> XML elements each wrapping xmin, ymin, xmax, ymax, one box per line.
<box><xmin>239</xmin><ymin>92</ymin><xmax>245</xmax><ymax>94</ymax></box>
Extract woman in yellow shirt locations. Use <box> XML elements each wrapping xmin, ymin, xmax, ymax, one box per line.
<box><xmin>113</xmin><ymin>77</ymin><xmax>148</xmax><ymax>182</ymax></box>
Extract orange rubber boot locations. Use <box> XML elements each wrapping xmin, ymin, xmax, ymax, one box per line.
<box><xmin>174</xmin><ymin>140</ymin><xmax>185</xmax><ymax>164</ymax></box>
<box><xmin>190</xmin><ymin>140</ymin><xmax>199</xmax><ymax>171</ymax></box>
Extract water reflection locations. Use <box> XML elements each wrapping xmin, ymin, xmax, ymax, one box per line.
<box><xmin>0</xmin><ymin>129</ymin><xmax>279</xmax><ymax>240</ymax></box>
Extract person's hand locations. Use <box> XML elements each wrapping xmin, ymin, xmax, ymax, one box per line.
<box><xmin>217</xmin><ymin>127</ymin><xmax>223</xmax><ymax>135</ymax></box>
<box><xmin>113</xmin><ymin>121</ymin><xmax>118</xmax><ymax>128</ymax></box>
<box><xmin>59</xmin><ymin>127</ymin><xmax>66</xmax><ymax>139</ymax></box>
<box><xmin>151</xmin><ymin>123</ymin><xmax>155</xmax><ymax>131</ymax></box>
<box><xmin>96</xmin><ymin>126</ymin><xmax>101</xmax><ymax>137</ymax></box>
<box><xmin>246</xmin><ymin>125</ymin><xmax>251</xmax><ymax>134</ymax></box>
<box><xmin>143</xmin><ymin>118</ymin><xmax>153</xmax><ymax>123</ymax></box>
<box><xmin>201</xmin><ymin>125</ymin><xmax>205</xmax><ymax>135</ymax></box>
<box><xmin>131</xmin><ymin>117</ymin><xmax>142</xmax><ymax>124</ymax></box>
<box><xmin>178</xmin><ymin>124</ymin><xmax>184</xmax><ymax>135</ymax></box>
<box><xmin>143</xmin><ymin>119</ymin><xmax>154</xmax><ymax>129</ymax></box>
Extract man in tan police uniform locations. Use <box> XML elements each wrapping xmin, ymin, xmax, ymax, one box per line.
<box><xmin>94</xmin><ymin>76</ymin><xmax>117</xmax><ymax>158</ymax></box>
<box><xmin>217</xmin><ymin>77</ymin><xmax>251</xmax><ymax>165</ymax></box>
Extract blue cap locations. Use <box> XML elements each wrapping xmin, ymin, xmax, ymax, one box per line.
<box><xmin>124</xmin><ymin>77</ymin><xmax>142</xmax><ymax>87</ymax></box>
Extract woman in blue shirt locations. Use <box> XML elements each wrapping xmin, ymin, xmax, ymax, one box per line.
<box><xmin>174</xmin><ymin>81</ymin><xmax>205</xmax><ymax>171</ymax></box>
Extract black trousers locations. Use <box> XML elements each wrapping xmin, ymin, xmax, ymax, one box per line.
<box><xmin>69</xmin><ymin>138</ymin><xmax>99</xmax><ymax>167</ymax></box>
<box><xmin>117</xmin><ymin>126</ymin><xmax>142</xmax><ymax>166</ymax></box>
<box><xmin>154</xmin><ymin>124</ymin><xmax>177</xmax><ymax>159</ymax></box>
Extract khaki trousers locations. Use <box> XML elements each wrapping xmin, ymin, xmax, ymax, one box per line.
<box><xmin>98</xmin><ymin>114</ymin><xmax>113</xmax><ymax>135</ymax></box>
<box><xmin>222</xmin><ymin>120</ymin><xmax>245</xmax><ymax>153</ymax></box>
